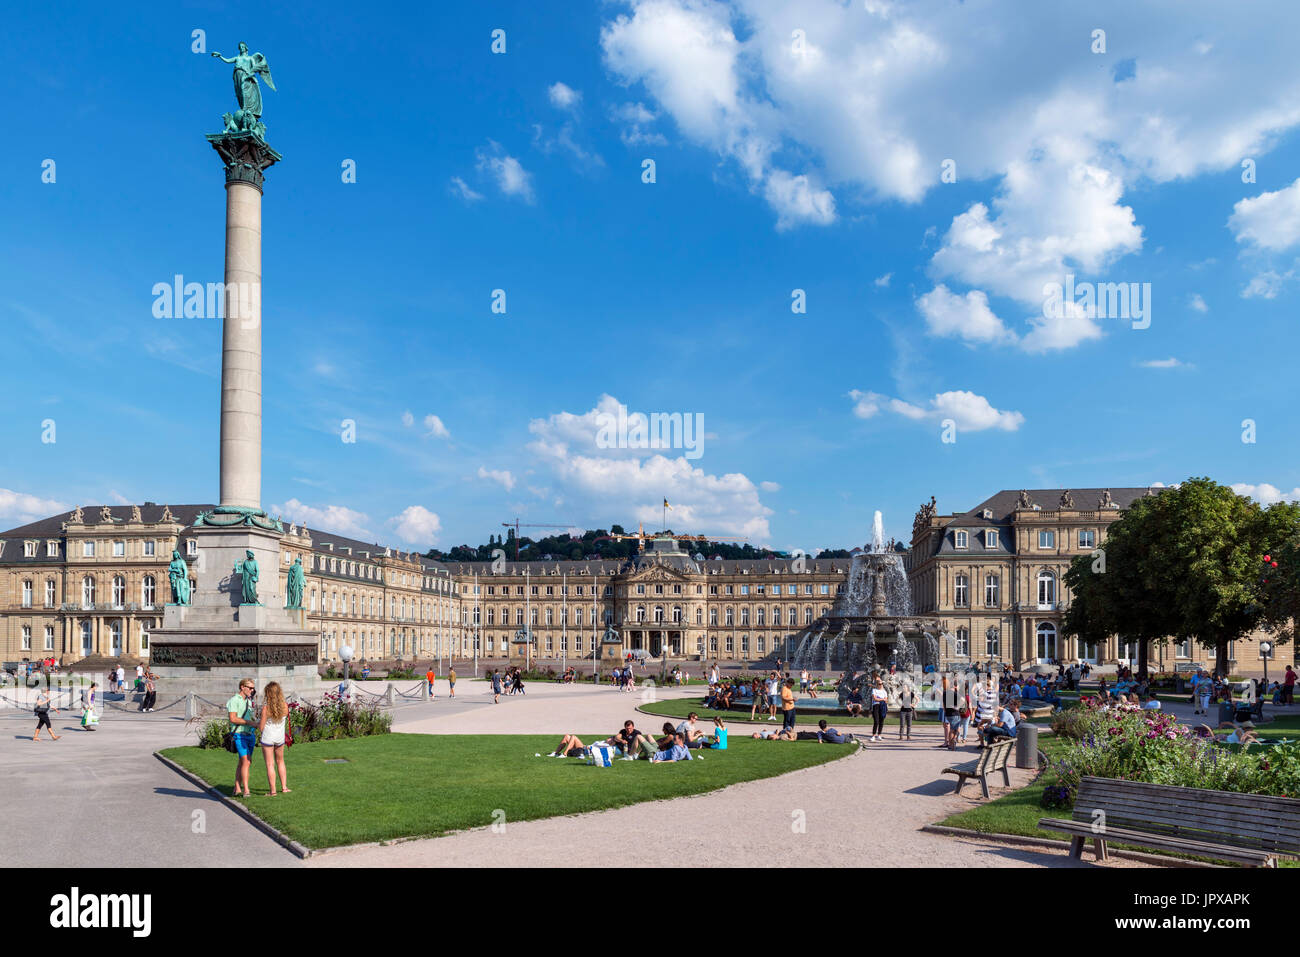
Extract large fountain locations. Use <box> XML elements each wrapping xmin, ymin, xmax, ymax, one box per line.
<box><xmin>790</xmin><ymin>510</ymin><xmax>949</xmax><ymax>678</ymax></box>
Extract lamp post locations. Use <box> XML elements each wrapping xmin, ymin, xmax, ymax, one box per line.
<box><xmin>1261</xmin><ymin>640</ymin><xmax>1273</xmax><ymax>690</ymax></box>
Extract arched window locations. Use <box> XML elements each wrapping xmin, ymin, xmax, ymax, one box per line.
<box><xmin>788</xmin><ymin>606</ymin><xmax>797</xmax><ymax>626</ymax></box>
<box><xmin>82</xmin><ymin>576</ymin><xmax>96</xmax><ymax>609</ymax></box>
<box><xmin>695</xmin><ymin>607</ymin><xmax>703</xmax><ymax>624</ymax></box>
<box><xmin>653</xmin><ymin>605</ymin><xmax>664</xmax><ymax>623</ymax></box>
<box><xmin>1036</xmin><ymin>622</ymin><xmax>1057</xmax><ymax>662</ymax></box>
<box><xmin>1037</xmin><ymin>571</ymin><xmax>1056</xmax><ymax>609</ymax></box>
<box><xmin>756</xmin><ymin>606</ymin><xmax>765</xmax><ymax>626</ymax></box>
<box><xmin>672</xmin><ymin>605</ymin><xmax>682</xmax><ymax>623</ymax></box>
<box><xmin>110</xmin><ymin>620</ymin><xmax>123</xmax><ymax>654</ymax></box>
<box><xmin>142</xmin><ymin>575</ymin><xmax>156</xmax><ymax>609</ymax></box>
<box><xmin>709</xmin><ymin>607</ymin><xmax>718</xmax><ymax>626</ymax></box>
<box><xmin>636</xmin><ymin>605</ymin><xmax>646</xmax><ymax>623</ymax></box>
<box><xmin>804</xmin><ymin>606</ymin><xmax>814</xmax><ymax>625</ymax></box>
<box><xmin>111</xmin><ymin>576</ymin><xmax>126</xmax><ymax>609</ymax></box>
<box><xmin>80</xmin><ymin>620</ymin><xmax>93</xmax><ymax>654</ymax></box>
<box><xmin>545</xmin><ymin>607</ymin><xmax>554</xmax><ymax>626</ymax></box>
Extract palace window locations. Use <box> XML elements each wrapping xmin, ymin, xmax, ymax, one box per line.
<box><xmin>516</xmin><ymin>608</ymin><xmax>524</xmax><ymax>625</ymax></box>
<box><xmin>82</xmin><ymin>576</ymin><xmax>96</xmax><ymax>609</ymax></box>
<box><xmin>805</xmin><ymin>584</ymin><xmax>813</xmax><ymax>595</ymax></box>
<box><xmin>1175</xmin><ymin>638</ymin><xmax>1192</xmax><ymax>658</ymax></box>
<box><xmin>1037</xmin><ymin>571</ymin><xmax>1056</xmax><ymax>609</ymax></box>
<box><xmin>805</xmin><ymin>606</ymin><xmax>814</xmax><ymax>625</ymax></box>
<box><xmin>725</xmin><ymin>607</ymin><xmax>735</xmax><ymax>626</ymax></box>
<box><xmin>955</xmin><ymin>627</ymin><xmax>970</xmax><ymax>656</ymax></box>
<box><xmin>986</xmin><ymin>529</ymin><xmax>998</xmax><ymax>548</ymax></box>
<box><xmin>531</xmin><ymin>608</ymin><xmax>539</xmax><ymax>626</ymax></box>
<box><xmin>142</xmin><ymin>575</ymin><xmax>156</xmax><ymax>609</ymax></box>
<box><xmin>984</xmin><ymin>574</ymin><xmax>999</xmax><ymax>607</ymax></box>
<box><xmin>47</xmin><ymin>541</ymin><xmax>59</xmax><ymax>557</ymax></box>
<box><xmin>45</xmin><ymin>580</ymin><xmax>56</xmax><ymax>607</ymax></box>
<box><xmin>740</xmin><ymin>585</ymin><xmax>749</xmax><ymax>596</ymax></box>
<box><xmin>21</xmin><ymin>580</ymin><xmax>32</xmax><ymax>608</ymax></box>
<box><xmin>953</xmin><ymin>574</ymin><xmax>969</xmax><ymax>608</ymax></box>
<box><xmin>113</xmin><ymin>540</ymin><xmax>125</xmax><ymax>557</ymax></box>
<box><xmin>740</xmin><ymin>634</ymin><xmax>749</xmax><ymax>656</ymax></box>
<box><xmin>110</xmin><ymin>620</ymin><xmax>123</xmax><ymax>654</ymax></box>
<box><xmin>709</xmin><ymin>635</ymin><xmax>718</xmax><ymax>654</ymax></box>
<box><xmin>756</xmin><ymin>607</ymin><xmax>765</xmax><ymax>626</ymax></box>
<box><xmin>21</xmin><ymin>626</ymin><xmax>31</xmax><ymax>650</ymax></box>
<box><xmin>24</xmin><ymin>541</ymin><xmax>36</xmax><ymax>557</ymax></box>
<box><xmin>788</xmin><ymin>607</ymin><xmax>797</xmax><ymax>626</ymax></box>
<box><xmin>986</xmin><ymin>627</ymin><xmax>1000</xmax><ymax>658</ymax></box>
<box><xmin>819</xmin><ymin>584</ymin><xmax>829</xmax><ymax>595</ymax></box>
<box><xmin>725</xmin><ymin>634</ymin><xmax>734</xmax><ymax>654</ymax></box>
<box><xmin>695</xmin><ymin>607</ymin><xmax>703</xmax><ymax>624</ymax></box>
<box><xmin>45</xmin><ymin>625</ymin><xmax>55</xmax><ymax>651</ymax></box>
<box><xmin>740</xmin><ymin>607</ymin><xmax>750</xmax><ymax>626</ymax></box>
<box><xmin>112</xmin><ymin>576</ymin><xmax>126</xmax><ymax>609</ymax></box>
<box><xmin>186</xmin><ymin>540</ymin><xmax>197</xmax><ymax>557</ymax></box>
<box><xmin>673</xmin><ymin>606</ymin><xmax>683</xmax><ymax>623</ymax></box>
<box><xmin>1038</xmin><ymin>530</ymin><xmax>1055</xmax><ymax>549</ymax></box>
<box><xmin>709</xmin><ymin>608</ymin><xmax>719</xmax><ymax>626</ymax></box>
<box><xmin>83</xmin><ymin>542</ymin><xmax>95</xmax><ymax>557</ymax></box>
<box><xmin>757</xmin><ymin>636</ymin><xmax>765</xmax><ymax>654</ymax></box>
<box><xmin>954</xmin><ymin>530</ymin><xmax>968</xmax><ymax>549</ymax></box>
<box><xmin>546</xmin><ymin>607</ymin><xmax>554</xmax><ymax>626</ymax></box>
<box><xmin>636</xmin><ymin>584</ymin><xmax>646</xmax><ymax>595</ymax></box>
<box><xmin>1078</xmin><ymin>529</ymin><xmax>1096</xmax><ymax>549</ymax></box>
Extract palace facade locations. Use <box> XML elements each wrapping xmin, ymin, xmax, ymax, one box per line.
<box><xmin>0</xmin><ymin>493</ymin><xmax>1288</xmax><ymax>675</ymax></box>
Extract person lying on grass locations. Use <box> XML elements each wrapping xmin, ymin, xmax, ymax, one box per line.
<box><xmin>815</xmin><ymin>719</ymin><xmax>850</xmax><ymax>744</ymax></box>
<box><xmin>751</xmin><ymin>728</ymin><xmax>796</xmax><ymax>741</ymax></box>
<box><xmin>548</xmin><ymin>733</ymin><xmax>590</xmax><ymax>757</ymax></box>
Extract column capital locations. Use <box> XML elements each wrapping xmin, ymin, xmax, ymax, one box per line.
<box><xmin>206</xmin><ymin>131</ymin><xmax>282</xmax><ymax>192</ymax></box>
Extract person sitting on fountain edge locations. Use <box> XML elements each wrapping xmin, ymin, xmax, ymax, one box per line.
<box><xmin>844</xmin><ymin>684</ymin><xmax>865</xmax><ymax>717</ymax></box>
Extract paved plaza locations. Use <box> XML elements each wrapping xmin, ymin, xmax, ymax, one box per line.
<box><xmin>0</xmin><ymin>677</ymin><xmax>1189</xmax><ymax>869</ymax></box>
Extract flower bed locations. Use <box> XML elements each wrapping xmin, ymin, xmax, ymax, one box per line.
<box><xmin>1045</xmin><ymin>696</ymin><xmax>1299</xmax><ymax>800</ymax></box>
<box><xmin>192</xmin><ymin>691</ymin><xmax>391</xmax><ymax>748</ymax></box>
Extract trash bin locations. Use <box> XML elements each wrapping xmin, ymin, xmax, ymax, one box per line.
<box><xmin>1218</xmin><ymin>701</ymin><xmax>1236</xmax><ymax>726</ymax></box>
<box><xmin>1015</xmin><ymin>721</ymin><xmax>1039</xmax><ymax>770</ymax></box>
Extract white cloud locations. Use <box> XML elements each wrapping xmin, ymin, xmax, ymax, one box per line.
<box><xmin>611</xmin><ymin>101</ymin><xmax>667</xmax><ymax>145</ymax></box>
<box><xmin>916</xmin><ymin>285</ymin><xmax>1016</xmax><ymax>345</ymax></box>
<box><xmin>1229</xmin><ymin>178</ymin><xmax>1300</xmax><ymax>251</ymax></box>
<box><xmin>1139</xmin><ymin>357</ymin><xmax>1192</xmax><ymax>369</ymax></box>
<box><xmin>874</xmin><ymin>273</ymin><xmax>892</xmax><ymax>288</ymax></box>
<box><xmin>388</xmin><ymin>505</ymin><xmax>442</xmax><ymax>546</ymax></box>
<box><xmin>525</xmin><ymin>395</ymin><xmax>773</xmax><ymax>538</ymax></box>
<box><xmin>401</xmin><ymin>410</ymin><xmax>415</xmax><ymax>427</ymax></box>
<box><xmin>448</xmin><ymin>176</ymin><xmax>484</xmax><ymax>203</ymax></box>
<box><xmin>0</xmin><ymin>488</ymin><xmax>71</xmax><ymax>530</ymax></box>
<box><xmin>475</xmin><ymin>143</ymin><xmax>535</xmax><ymax>203</ymax></box>
<box><xmin>107</xmin><ymin>489</ymin><xmax>131</xmax><ymax>505</ymax></box>
<box><xmin>1189</xmin><ymin>293</ymin><xmax>1208</xmax><ymax>313</ymax></box>
<box><xmin>477</xmin><ymin>466</ymin><xmax>517</xmax><ymax>491</ymax></box>
<box><xmin>270</xmin><ymin>499</ymin><xmax>375</xmax><ymax>541</ymax></box>
<box><xmin>849</xmin><ymin>388</ymin><xmax>1023</xmax><ymax>432</ymax></box>
<box><xmin>548</xmin><ymin>82</ymin><xmax>582</xmax><ymax>110</ymax></box>
<box><xmin>1232</xmin><ymin>483</ymin><xmax>1300</xmax><ymax>506</ymax></box>
<box><xmin>759</xmin><ymin>481</ymin><xmax>781</xmax><ymax>492</ymax></box>
<box><xmin>423</xmin><ymin>414</ymin><xmax>450</xmax><ymax>439</ymax></box>
<box><xmin>1242</xmin><ymin>270</ymin><xmax>1290</xmax><ymax>299</ymax></box>
<box><xmin>1019</xmin><ymin>299</ymin><xmax>1105</xmax><ymax>354</ymax></box>
<box><xmin>763</xmin><ymin>170</ymin><xmax>835</xmax><ymax>230</ymax></box>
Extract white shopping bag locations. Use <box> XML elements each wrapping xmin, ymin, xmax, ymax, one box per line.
<box><xmin>587</xmin><ymin>744</ymin><xmax>614</xmax><ymax>767</ymax></box>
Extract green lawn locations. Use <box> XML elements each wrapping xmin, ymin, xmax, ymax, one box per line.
<box><xmin>159</xmin><ymin>732</ymin><xmax>854</xmax><ymax>850</ymax></box>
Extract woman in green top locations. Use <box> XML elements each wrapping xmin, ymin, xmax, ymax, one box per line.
<box><xmin>226</xmin><ymin>678</ymin><xmax>259</xmax><ymax>796</ymax></box>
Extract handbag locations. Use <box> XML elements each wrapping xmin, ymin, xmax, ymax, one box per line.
<box><xmin>284</xmin><ymin>722</ymin><xmax>294</xmax><ymax>748</ymax></box>
<box><xmin>221</xmin><ymin>731</ymin><xmax>239</xmax><ymax>753</ymax></box>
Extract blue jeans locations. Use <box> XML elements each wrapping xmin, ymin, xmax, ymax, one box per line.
<box><xmin>782</xmin><ymin>708</ymin><xmax>796</xmax><ymax>731</ymax></box>
<box><xmin>983</xmin><ymin>724</ymin><xmax>1016</xmax><ymax>745</ymax></box>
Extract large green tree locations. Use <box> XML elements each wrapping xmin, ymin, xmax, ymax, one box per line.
<box><xmin>1064</xmin><ymin>478</ymin><xmax>1299</xmax><ymax>676</ymax></box>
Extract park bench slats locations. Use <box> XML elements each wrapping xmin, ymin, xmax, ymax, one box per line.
<box><xmin>1038</xmin><ymin>776</ymin><xmax>1300</xmax><ymax>866</ymax></box>
<box><xmin>941</xmin><ymin>739</ymin><xmax>1014</xmax><ymax>799</ymax></box>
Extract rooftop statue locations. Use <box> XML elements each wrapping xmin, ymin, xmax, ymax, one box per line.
<box><xmin>211</xmin><ymin>42</ymin><xmax>276</xmax><ymax>140</ymax></box>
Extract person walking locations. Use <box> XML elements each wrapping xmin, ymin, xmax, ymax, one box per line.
<box><xmin>1284</xmin><ymin>664</ymin><xmax>1297</xmax><ymax>706</ymax></box>
<box><xmin>115</xmin><ymin>664</ymin><xmax>126</xmax><ymax>694</ymax></box>
<box><xmin>490</xmin><ymin>668</ymin><xmax>502</xmax><ymax>704</ymax></box>
<box><xmin>897</xmin><ymin>680</ymin><xmax>916</xmax><ymax>740</ymax></box>
<box><xmin>780</xmin><ymin>677</ymin><xmax>797</xmax><ymax>733</ymax></box>
<box><xmin>226</xmin><ymin>678</ymin><xmax>259</xmax><ymax>797</ymax></box>
<box><xmin>940</xmin><ymin>673</ymin><xmax>961</xmax><ymax>750</ymax></box>
<box><xmin>257</xmin><ymin>681</ymin><xmax>291</xmax><ymax>796</ymax></box>
<box><xmin>766</xmin><ymin>672</ymin><xmax>780</xmax><ymax>720</ymax></box>
<box><xmin>33</xmin><ymin>687</ymin><xmax>61</xmax><ymax>741</ymax></box>
<box><xmin>425</xmin><ymin>666</ymin><xmax>437</xmax><ymax>699</ymax></box>
<box><xmin>141</xmin><ymin>674</ymin><xmax>157</xmax><ymax>712</ymax></box>
<box><xmin>868</xmin><ymin>675</ymin><xmax>888</xmax><ymax>742</ymax></box>
<box><xmin>80</xmin><ymin>681</ymin><xmax>99</xmax><ymax>731</ymax></box>
<box><xmin>448</xmin><ymin>666</ymin><xmax>456</xmax><ymax>698</ymax></box>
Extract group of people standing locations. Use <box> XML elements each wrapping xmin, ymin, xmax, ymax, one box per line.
<box><xmin>487</xmin><ymin>667</ymin><xmax>526</xmax><ymax>702</ymax></box>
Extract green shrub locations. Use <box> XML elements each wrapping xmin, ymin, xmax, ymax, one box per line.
<box><xmin>385</xmin><ymin>667</ymin><xmax>417</xmax><ymax>680</ymax></box>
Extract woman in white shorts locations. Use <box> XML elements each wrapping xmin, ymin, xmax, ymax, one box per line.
<box><xmin>257</xmin><ymin>681</ymin><xmax>292</xmax><ymax>795</ymax></box>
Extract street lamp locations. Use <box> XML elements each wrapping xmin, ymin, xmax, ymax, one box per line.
<box><xmin>339</xmin><ymin>643</ymin><xmax>354</xmax><ymax>701</ymax></box>
<box><xmin>1260</xmin><ymin>640</ymin><xmax>1273</xmax><ymax>690</ymax></box>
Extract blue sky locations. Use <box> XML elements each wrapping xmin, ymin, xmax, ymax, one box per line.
<box><xmin>4</xmin><ymin>0</ymin><xmax>1300</xmax><ymax>552</ymax></box>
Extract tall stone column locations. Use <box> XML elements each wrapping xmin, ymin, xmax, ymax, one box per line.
<box><xmin>206</xmin><ymin>132</ymin><xmax>280</xmax><ymax>510</ymax></box>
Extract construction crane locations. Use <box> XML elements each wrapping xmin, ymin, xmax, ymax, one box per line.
<box><xmin>603</xmin><ymin>522</ymin><xmax>747</xmax><ymax>552</ymax></box>
<box><xmin>500</xmin><ymin>519</ymin><xmax>581</xmax><ymax>560</ymax></box>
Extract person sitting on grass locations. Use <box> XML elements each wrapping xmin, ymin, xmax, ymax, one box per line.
<box><xmin>548</xmin><ymin>733</ymin><xmax>589</xmax><ymax>758</ymax></box>
<box><xmin>704</xmin><ymin>716</ymin><xmax>728</xmax><ymax>749</ymax></box>
<box><xmin>815</xmin><ymin>718</ymin><xmax>850</xmax><ymax>744</ymax></box>
<box><xmin>651</xmin><ymin>725</ymin><xmax>693</xmax><ymax>762</ymax></box>
<box><xmin>676</xmin><ymin>712</ymin><xmax>707</xmax><ymax>748</ymax></box>
<box><xmin>611</xmin><ymin>720</ymin><xmax>643</xmax><ymax>756</ymax></box>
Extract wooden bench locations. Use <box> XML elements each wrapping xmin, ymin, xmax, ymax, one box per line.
<box><xmin>941</xmin><ymin>739</ymin><xmax>1014</xmax><ymax>798</ymax></box>
<box><xmin>1039</xmin><ymin>776</ymin><xmax>1300</xmax><ymax>867</ymax></box>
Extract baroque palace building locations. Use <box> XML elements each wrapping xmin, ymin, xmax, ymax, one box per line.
<box><xmin>0</xmin><ymin>493</ymin><xmax>1287</xmax><ymax>674</ymax></box>
<box><xmin>907</xmin><ymin>487</ymin><xmax>1282</xmax><ymax>675</ymax></box>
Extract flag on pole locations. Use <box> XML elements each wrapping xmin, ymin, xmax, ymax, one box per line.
<box><xmin>663</xmin><ymin>498</ymin><xmax>672</xmax><ymax>510</ymax></box>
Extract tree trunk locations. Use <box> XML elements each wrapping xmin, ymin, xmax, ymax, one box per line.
<box><xmin>1215</xmin><ymin>637</ymin><xmax>1230</xmax><ymax>677</ymax></box>
<box><xmin>1137</xmin><ymin>638</ymin><xmax>1150</xmax><ymax>679</ymax></box>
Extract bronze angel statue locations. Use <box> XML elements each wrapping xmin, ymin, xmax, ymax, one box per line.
<box><xmin>211</xmin><ymin>42</ymin><xmax>276</xmax><ymax>139</ymax></box>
